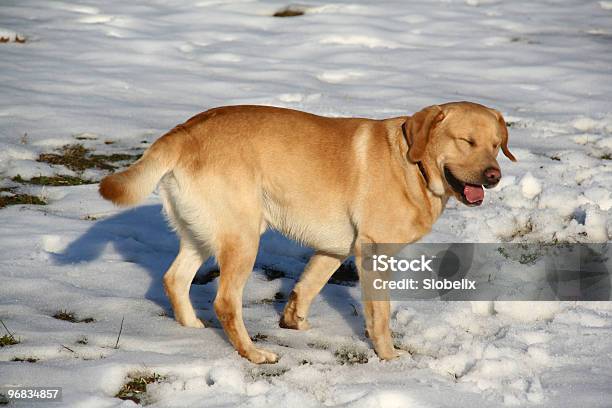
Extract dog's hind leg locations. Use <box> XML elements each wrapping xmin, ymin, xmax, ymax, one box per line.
<box><xmin>160</xmin><ymin>176</ymin><xmax>208</xmax><ymax>328</ymax></box>
<box><xmin>214</xmin><ymin>231</ymin><xmax>278</xmax><ymax>364</ymax></box>
<box><xmin>280</xmin><ymin>252</ymin><xmax>344</xmax><ymax>330</ymax></box>
<box><xmin>163</xmin><ymin>241</ymin><xmax>206</xmax><ymax>328</ymax></box>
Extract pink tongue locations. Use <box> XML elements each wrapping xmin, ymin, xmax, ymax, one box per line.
<box><xmin>464</xmin><ymin>184</ymin><xmax>484</xmax><ymax>203</ymax></box>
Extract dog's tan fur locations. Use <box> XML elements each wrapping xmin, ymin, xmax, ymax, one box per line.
<box><xmin>99</xmin><ymin>101</ymin><xmax>515</xmax><ymax>363</ymax></box>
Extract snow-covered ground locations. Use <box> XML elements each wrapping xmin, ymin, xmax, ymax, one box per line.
<box><xmin>1</xmin><ymin>0</ymin><xmax>611</xmax><ymax>406</ymax></box>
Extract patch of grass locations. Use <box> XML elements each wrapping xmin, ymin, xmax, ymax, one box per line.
<box><xmin>37</xmin><ymin>144</ymin><xmax>103</xmax><ymax>171</ymax></box>
<box><xmin>11</xmin><ymin>356</ymin><xmax>38</xmax><ymax>363</ymax></box>
<box><xmin>550</xmin><ymin>156</ymin><xmax>561</xmax><ymax>161</ymax></box>
<box><xmin>52</xmin><ymin>310</ymin><xmax>95</xmax><ymax>323</ymax></box>
<box><xmin>0</xmin><ymin>392</ymin><xmax>8</xmax><ymax>405</ymax></box>
<box><xmin>273</xmin><ymin>6</ymin><xmax>305</xmax><ymax>17</ymax></box>
<box><xmin>37</xmin><ymin>144</ymin><xmax>140</xmax><ymax>172</ymax></box>
<box><xmin>89</xmin><ymin>153</ymin><xmax>141</xmax><ymax>163</ymax></box>
<box><xmin>76</xmin><ymin>336</ymin><xmax>88</xmax><ymax>345</ymax></box>
<box><xmin>13</xmin><ymin>174</ymin><xmax>94</xmax><ymax>186</ymax></box>
<box><xmin>0</xmin><ymin>320</ymin><xmax>19</xmax><ymax>347</ymax></box>
<box><xmin>600</xmin><ymin>153</ymin><xmax>611</xmax><ymax>160</ymax></box>
<box><xmin>53</xmin><ymin>310</ymin><xmax>77</xmax><ymax>322</ymax></box>
<box><xmin>334</xmin><ymin>346</ymin><xmax>369</xmax><ymax>365</ymax></box>
<box><xmin>0</xmin><ymin>334</ymin><xmax>19</xmax><ymax>347</ymax></box>
<box><xmin>0</xmin><ymin>189</ymin><xmax>46</xmax><ymax>208</ymax></box>
<box><xmin>115</xmin><ymin>373</ymin><xmax>165</xmax><ymax>404</ymax></box>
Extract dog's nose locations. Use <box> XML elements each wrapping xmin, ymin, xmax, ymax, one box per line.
<box><xmin>484</xmin><ymin>167</ymin><xmax>501</xmax><ymax>185</ymax></box>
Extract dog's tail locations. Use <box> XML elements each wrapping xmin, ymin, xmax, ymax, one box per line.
<box><xmin>99</xmin><ymin>126</ymin><xmax>188</xmax><ymax>206</ymax></box>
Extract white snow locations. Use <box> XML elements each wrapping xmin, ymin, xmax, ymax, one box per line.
<box><xmin>520</xmin><ymin>172</ymin><xmax>542</xmax><ymax>200</ymax></box>
<box><xmin>1</xmin><ymin>0</ymin><xmax>611</xmax><ymax>407</ymax></box>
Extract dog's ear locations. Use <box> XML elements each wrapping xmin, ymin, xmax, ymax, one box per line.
<box><xmin>490</xmin><ymin>109</ymin><xmax>516</xmax><ymax>162</ymax></box>
<box><xmin>404</xmin><ymin>105</ymin><xmax>445</xmax><ymax>163</ymax></box>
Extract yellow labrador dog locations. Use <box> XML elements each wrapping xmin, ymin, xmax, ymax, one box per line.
<box><xmin>100</xmin><ymin>101</ymin><xmax>515</xmax><ymax>363</ymax></box>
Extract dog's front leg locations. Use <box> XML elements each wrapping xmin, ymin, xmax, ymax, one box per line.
<box><xmin>280</xmin><ymin>252</ymin><xmax>345</xmax><ymax>330</ymax></box>
<box><xmin>354</xmin><ymin>238</ymin><xmax>398</xmax><ymax>361</ymax></box>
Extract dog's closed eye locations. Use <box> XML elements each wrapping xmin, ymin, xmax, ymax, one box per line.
<box><xmin>460</xmin><ymin>138</ymin><xmax>476</xmax><ymax>147</ymax></box>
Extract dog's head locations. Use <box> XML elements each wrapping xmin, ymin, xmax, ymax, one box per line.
<box><xmin>403</xmin><ymin>101</ymin><xmax>516</xmax><ymax>206</ymax></box>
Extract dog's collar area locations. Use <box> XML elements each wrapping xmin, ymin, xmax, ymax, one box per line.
<box><xmin>401</xmin><ymin>121</ymin><xmax>430</xmax><ymax>185</ymax></box>
<box><xmin>417</xmin><ymin>161</ymin><xmax>429</xmax><ymax>184</ymax></box>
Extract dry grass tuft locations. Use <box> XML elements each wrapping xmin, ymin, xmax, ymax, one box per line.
<box><xmin>53</xmin><ymin>310</ymin><xmax>95</xmax><ymax>323</ymax></box>
<box><xmin>115</xmin><ymin>373</ymin><xmax>165</xmax><ymax>404</ymax></box>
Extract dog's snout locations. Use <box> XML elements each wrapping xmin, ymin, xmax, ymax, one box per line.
<box><xmin>484</xmin><ymin>167</ymin><xmax>501</xmax><ymax>186</ymax></box>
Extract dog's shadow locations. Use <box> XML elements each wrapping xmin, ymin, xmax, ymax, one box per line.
<box><xmin>53</xmin><ymin>204</ymin><xmax>363</xmax><ymax>338</ymax></box>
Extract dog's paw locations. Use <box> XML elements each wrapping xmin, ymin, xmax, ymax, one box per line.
<box><xmin>372</xmin><ymin>338</ymin><xmax>399</xmax><ymax>361</ymax></box>
<box><xmin>243</xmin><ymin>347</ymin><xmax>279</xmax><ymax>364</ymax></box>
<box><xmin>279</xmin><ymin>314</ymin><xmax>310</xmax><ymax>331</ymax></box>
<box><xmin>377</xmin><ymin>349</ymin><xmax>400</xmax><ymax>361</ymax></box>
<box><xmin>181</xmin><ymin>317</ymin><xmax>205</xmax><ymax>328</ymax></box>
